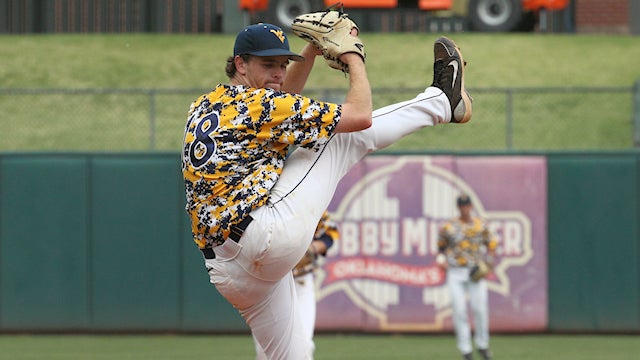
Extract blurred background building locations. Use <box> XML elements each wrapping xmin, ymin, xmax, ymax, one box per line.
<box><xmin>0</xmin><ymin>0</ymin><xmax>638</xmax><ymax>35</ymax></box>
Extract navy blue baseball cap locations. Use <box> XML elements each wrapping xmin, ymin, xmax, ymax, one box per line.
<box><xmin>233</xmin><ymin>23</ymin><xmax>304</xmax><ymax>61</ymax></box>
<box><xmin>457</xmin><ymin>194</ymin><xmax>472</xmax><ymax>206</ymax></box>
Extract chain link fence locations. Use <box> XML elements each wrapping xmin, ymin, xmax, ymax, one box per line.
<box><xmin>1</xmin><ymin>85</ymin><xmax>638</xmax><ymax>152</ymax></box>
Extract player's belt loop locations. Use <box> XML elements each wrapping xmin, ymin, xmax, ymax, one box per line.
<box><xmin>201</xmin><ymin>215</ymin><xmax>254</xmax><ymax>260</ymax></box>
<box><xmin>229</xmin><ymin>215</ymin><xmax>254</xmax><ymax>242</ymax></box>
<box><xmin>201</xmin><ymin>248</ymin><xmax>215</xmax><ymax>259</ymax></box>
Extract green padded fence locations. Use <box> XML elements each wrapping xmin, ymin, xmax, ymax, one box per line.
<box><xmin>1</xmin><ymin>152</ymin><xmax>639</xmax><ymax>332</ymax></box>
<box><xmin>0</xmin><ymin>154</ymin><xmax>246</xmax><ymax>332</ymax></box>
<box><xmin>547</xmin><ymin>153</ymin><xmax>640</xmax><ymax>332</ymax></box>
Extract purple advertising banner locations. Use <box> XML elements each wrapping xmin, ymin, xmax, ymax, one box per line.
<box><xmin>315</xmin><ymin>155</ymin><xmax>547</xmax><ymax>332</ymax></box>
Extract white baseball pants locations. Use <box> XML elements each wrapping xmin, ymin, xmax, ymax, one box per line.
<box><xmin>254</xmin><ymin>272</ymin><xmax>317</xmax><ymax>360</ymax></box>
<box><xmin>447</xmin><ymin>267</ymin><xmax>490</xmax><ymax>355</ymax></box>
<box><xmin>205</xmin><ymin>87</ymin><xmax>450</xmax><ymax>360</ymax></box>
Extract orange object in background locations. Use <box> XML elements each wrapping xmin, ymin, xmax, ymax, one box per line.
<box><xmin>239</xmin><ymin>0</ymin><xmax>269</xmax><ymax>12</ymax></box>
<box><xmin>335</xmin><ymin>0</ymin><xmax>453</xmax><ymax>10</ymax></box>
<box><xmin>522</xmin><ymin>0</ymin><xmax>570</xmax><ymax>11</ymax></box>
<box><xmin>336</xmin><ymin>0</ymin><xmax>398</xmax><ymax>9</ymax></box>
<box><xmin>418</xmin><ymin>0</ymin><xmax>453</xmax><ymax>11</ymax></box>
<box><xmin>335</xmin><ymin>0</ymin><xmax>570</xmax><ymax>12</ymax></box>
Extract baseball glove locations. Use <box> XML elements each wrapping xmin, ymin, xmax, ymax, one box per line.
<box><xmin>291</xmin><ymin>7</ymin><xmax>365</xmax><ymax>73</ymax></box>
<box><xmin>469</xmin><ymin>260</ymin><xmax>491</xmax><ymax>282</ymax></box>
<box><xmin>292</xmin><ymin>245</ymin><xmax>318</xmax><ymax>277</ymax></box>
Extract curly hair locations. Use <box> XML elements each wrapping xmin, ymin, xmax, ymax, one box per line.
<box><xmin>225</xmin><ymin>54</ymin><xmax>251</xmax><ymax>78</ymax></box>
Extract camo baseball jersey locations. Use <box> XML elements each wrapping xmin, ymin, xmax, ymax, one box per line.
<box><xmin>292</xmin><ymin>210</ymin><xmax>339</xmax><ymax>277</ymax></box>
<box><xmin>182</xmin><ymin>84</ymin><xmax>340</xmax><ymax>249</ymax></box>
<box><xmin>438</xmin><ymin>217</ymin><xmax>498</xmax><ymax>267</ymax></box>
<box><xmin>314</xmin><ymin>210</ymin><xmax>339</xmax><ymax>246</ymax></box>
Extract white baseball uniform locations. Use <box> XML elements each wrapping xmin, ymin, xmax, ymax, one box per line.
<box><xmin>439</xmin><ymin>216</ymin><xmax>497</xmax><ymax>356</ymax></box>
<box><xmin>184</xmin><ymin>86</ymin><xmax>451</xmax><ymax>359</ymax></box>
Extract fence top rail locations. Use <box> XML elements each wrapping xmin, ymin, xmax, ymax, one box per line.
<box><xmin>0</xmin><ymin>88</ymin><xmax>209</xmax><ymax>95</ymax></box>
<box><xmin>3</xmin><ymin>149</ymin><xmax>640</xmax><ymax>157</ymax></box>
<box><xmin>0</xmin><ymin>86</ymin><xmax>634</xmax><ymax>95</ymax></box>
<box><xmin>471</xmin><ymin>86</ymin><xmax>634</xmax><ymax>94</ymax></box>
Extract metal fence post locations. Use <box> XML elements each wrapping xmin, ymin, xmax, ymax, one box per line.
<box><xmin>506</xmin><ymin>89</ymin><xmax>513</xmax><ymax>150</ymax></box>
<box><xmin>634</xmin><ymin>80</ymin><xmax>640</xmax><ymax>147</ymax></box>
<box><xmin>149</xmin><ymin>89</ymin><xmax>156</xmax><ymax>151</ymax></box>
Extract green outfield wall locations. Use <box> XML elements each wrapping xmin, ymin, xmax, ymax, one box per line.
<box><xmin>547</xmin><ymin>153</ymin><xmax>640</xmax><ymax>332</ymax></box>
<box><xmin>0</xmin><ymin>152</ymin><xmax>638</xmax><ymax>333</ymax></box>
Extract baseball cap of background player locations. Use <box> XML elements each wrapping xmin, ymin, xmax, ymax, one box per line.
<box><xmin>457</xmin><ymin>194</ymin><xmax>472</xmax><ymax>206</ymax></box>
<box><xmin>234</xmin><ymin>23</ymin><xmax>304</xmax><ymax>62</ymax></box>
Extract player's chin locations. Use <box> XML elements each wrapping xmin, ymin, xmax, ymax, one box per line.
<box><xmin>265</xmin><ymin>83</ymin><xmax>282</xmax><ymax>91</ymax></box>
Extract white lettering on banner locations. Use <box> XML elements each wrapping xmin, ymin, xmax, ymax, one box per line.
<box><xmin>340</xmin><ymin>222</ymin><xmax>359</xmax><ymax>257</ymax></box>
<box><xmin>362</xmin><ymin>221</ymin><xmax>380</xmax><ymax>256</ymax></box>
<box><xmin>504</xmin><ymin>221</ymin><xmax>524</xmax><ymax>256</ymax></box>
<box><xmin>326</xmin><ymin>258</ymin><xmax>444</xmax><ymax>286</ymax></box>
<box><xmin>487</xmin><ymin>220</ymin><xmax>525</xmax><ymax>256</ymax></box>
<box><xmin>402</xmin><ymin>218</ymin><xmax>428</xmax><ymax>256</ymax></box>
<box><xmin>335</xmin><ymin>219</ymin><xmax>525</xmax><ymax>257</ymax></box>
<box><xmin>380</xmin><ymin>222</ymin><xmax>398</xmax><ymax>256</ymax></box>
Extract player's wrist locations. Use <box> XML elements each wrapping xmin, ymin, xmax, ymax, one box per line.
<box><xmin>302</xmin><ymin>43</ymin><xmax>323</xmax><ymax>58</ymax></box>
<box><xmin>340</xmin><ymin>52</ymin><xmax>365</xmax><ymax>64</ymax></box>
<box><xmin>309</xmin><ymin>242</ymin><xmax>319</xmax><ymax>256</ymax></box>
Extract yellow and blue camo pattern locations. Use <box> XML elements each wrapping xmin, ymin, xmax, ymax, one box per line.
<box><xmin>182</xmin><ymin>84</ymin><xmax>339</xmax><ymax>249</ymax></box>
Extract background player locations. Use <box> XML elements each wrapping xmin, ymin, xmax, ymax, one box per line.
<box><xmin>436</xmin><ymin>194</ymin><xmax>498</xmax><ymax>360</ymax></box>
<box><xmin>182</xmin><ymin>10</ymin><xmax>472</xmax><ymax>358</ymax></box>
<box><xmin>255</xmin><ymin>210</ymin><xmax>338</xmax><ymax>359</ymax></box>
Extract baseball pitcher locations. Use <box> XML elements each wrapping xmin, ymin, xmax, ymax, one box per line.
<box><xmin>182</xmin><ymin>5</ymin><xmax>472</xmax><ymax>359</ymax></box>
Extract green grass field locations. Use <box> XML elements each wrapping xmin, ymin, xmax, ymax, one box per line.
<box><xmin>1</xmin><ymin>33</ymin><xmax>640</xmax><ymax>152</ymax></box>
<box><xmin>3</xmin><ymin>33</ymin><xmax>640</xmax><ymax>89</ymax></box>
<box><xmin>0</xmin><ymin>334</ymin><xmax>638</xmax><ymax>359</ymax></box>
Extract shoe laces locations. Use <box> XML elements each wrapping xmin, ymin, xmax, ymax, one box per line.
<box><xmin>432</xmin><ymin>60</ymin><xmax>453</xmax><ymax>92</ymax></box>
